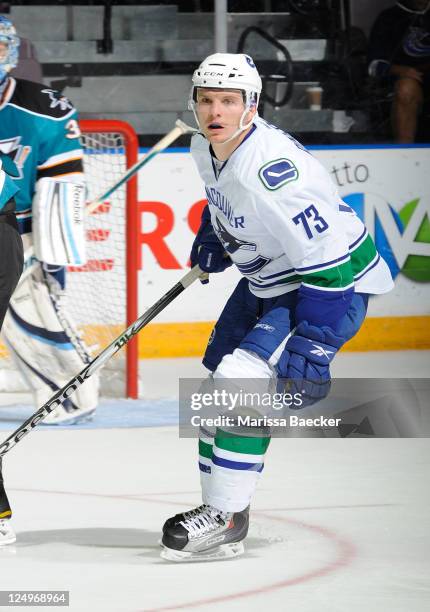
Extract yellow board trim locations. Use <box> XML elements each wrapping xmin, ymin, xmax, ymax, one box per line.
<box><xmin>136</xmin><ymin>315</ymin><xmax>430</xmax><ymax>358</ymax></box>
<box><xmin>0</xmin><ymin>510</ymin><xmax>12</xmax><ymax>519</ymax></box>
<box><xmin>0</xmin><ymin>317</ymin><xmax>428</xmax><ymax>362</ymax></box>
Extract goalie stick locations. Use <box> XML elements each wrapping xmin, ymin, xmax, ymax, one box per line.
<box><xmin>0</xmin><ymin>264</ymin><xmax>202</xmax><ymax>458</ymax></box>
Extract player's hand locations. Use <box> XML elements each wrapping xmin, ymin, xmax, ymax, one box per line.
<box><xmin>276</xmin><ymin>321</ymin><xmax>344</xmax><ymax>407</ymax></box>
<box><xmin>190</xmin><ymin>206</ymin><xmax>232</xmax><ymax>284</ymax></box>
<box><xmin>391</xmin><ymin>65</ymin><xmax>423</xmax><ymax>83</ymax></box>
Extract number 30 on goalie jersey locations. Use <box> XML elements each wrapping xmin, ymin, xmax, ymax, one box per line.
<box><xmin>32</xmin><ymin>177</ymin><xmax>86</xmax><ymax>266</ymax></box>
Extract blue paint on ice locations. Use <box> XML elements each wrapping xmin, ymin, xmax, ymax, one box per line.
<box><xmin>0</xmin><ymin>398</ymin><xmax>179</xmax><ymax>430</ymax></box>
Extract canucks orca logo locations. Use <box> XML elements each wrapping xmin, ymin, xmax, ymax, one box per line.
<box><xmin>0</xmin><ymin>137</ymin><xmax>31</xmax><ymax>180</ymax></box>
<box><xmin>213</xmin><ymin>216</ymin><xmax>271</xmax><ymax>274</ymax></box>
<box><xmin>214</xmin><ymin>216</ymin><xmax>257</xmax><ymax>253</ymax></box>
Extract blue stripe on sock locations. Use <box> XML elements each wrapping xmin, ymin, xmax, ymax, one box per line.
<box><xmin>199</xmin><ymin>462</ymin><xmax>211</xmax><ymax>474</ymax></box>
<box><xmin>212</xmin><ymin>454</ymin><xmax>264</xmax><ymax>472</ymax></box>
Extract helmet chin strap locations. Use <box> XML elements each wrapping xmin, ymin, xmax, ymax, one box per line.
<box><xmin>217</xmin><ymin>107</ymin><xmax>256</xmax><ymax>145</ymax></box>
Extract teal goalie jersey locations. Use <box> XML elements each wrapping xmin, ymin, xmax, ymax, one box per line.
<box><xmin>0</xmin><ymin>78</ymin><xmax>83</xmax><ymax>232</ymax></box>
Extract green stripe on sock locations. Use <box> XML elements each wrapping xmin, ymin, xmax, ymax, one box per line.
<box><xmin>215</xmin><ymin>429</ymin><xmax>271</xmax><ymax>455</ymax></box>
<box><xmin>199</xmin><ymin>439</ymin><xmax>213</xmax><ymax>459</ymax></box>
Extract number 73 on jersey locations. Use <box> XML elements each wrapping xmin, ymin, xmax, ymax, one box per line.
<box><xmin>292</xmin><ymin>204</ymin><xmax>329</xmax><ymax>239</ymax></box>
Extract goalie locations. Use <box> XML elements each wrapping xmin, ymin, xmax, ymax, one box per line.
<box><xmin>0</xmin><ymin>155</ymin><xmax>24</xmax><ymax>546</ymax></box>
<box><xmin>0</xmin><ymin>16</ymin><xmax>99</xmax><ymax>426</ymax></box>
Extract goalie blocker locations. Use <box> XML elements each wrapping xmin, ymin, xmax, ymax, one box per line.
<box><xmin>32</xmin><ymin>177</ymin><xmax>86</xmax><ymax>266</ymax></box>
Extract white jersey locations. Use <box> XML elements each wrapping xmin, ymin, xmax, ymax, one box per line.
<box><xmin>191</xmin><ymin>117</ymin><xmax>394</xmax><ymax>298</ymax></box>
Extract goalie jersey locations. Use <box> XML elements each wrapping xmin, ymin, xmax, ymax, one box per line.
<box><xmin>0</xmin><ymin>163</ymin><xmax>19</xmax><ymax>212</ymax></box>
<box><xmin>191</xmin><ymin>117</ymin><xmax>394</xmax><ymax>298</ymax></box>
<box><xmin>0</xmin><ymin>78</ymin><xmax>83</xmax><ymax>233</ymax></box>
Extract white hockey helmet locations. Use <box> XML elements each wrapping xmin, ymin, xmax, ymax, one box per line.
<box><xmin>0</xmin><ymin>16</ymin><xmax>19</xmax><ymax>84</ymax></box>
<box><xmin>189</xmin><ymin>53</ymin><xmax>262</xmax><ymax>141</ymax></box>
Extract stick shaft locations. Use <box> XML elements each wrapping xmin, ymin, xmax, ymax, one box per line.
<box><xmin>0</xmin><ymin>265</ymin><xmax>202</xmax><ymax>457</ymax></box>
<box><xmin>86</xmin><ymin>120</ymin><xmax>194</xmax><ymax>214</ymax></box>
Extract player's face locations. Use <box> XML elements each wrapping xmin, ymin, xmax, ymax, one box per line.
<box><xmin>196</xmin><ymin>88</ymin><xmax>255</xmax><ymax>144</ymax></box>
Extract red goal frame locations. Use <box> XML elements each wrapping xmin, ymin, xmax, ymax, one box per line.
<box><xmin>79</xmin><ymin>119</ymin><xmax>140</xmax><ymax>399</ymax></box>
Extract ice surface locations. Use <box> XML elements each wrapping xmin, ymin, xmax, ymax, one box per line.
<box><xmin>0</xmin><ymin>353</ymin><xmax>429</xmax><ymax>611</ymax></box>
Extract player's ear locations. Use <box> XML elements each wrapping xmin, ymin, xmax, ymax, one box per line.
<box><xmin>246</xmin><ymin>105</ymin><xmax>257</xmax><ymax>122</ymax></box>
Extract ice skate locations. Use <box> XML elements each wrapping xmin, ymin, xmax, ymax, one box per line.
<box><xmin>162</xmin><ymin>504</ymin><xmax>207</xmax><ymax>533</ymax></box>
<box><xmin>161</xmin><ymin>505</ymin><xmax>249</xmax><ymax>562</ymax></box>
<box><xmin>0</xmin><ymin>519</ymin><xmax>16</xmax><ymax>546</ymax></box>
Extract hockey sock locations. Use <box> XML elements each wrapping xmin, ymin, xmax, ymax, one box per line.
<box><xmin>203</xmin><ymin>426</ymin><xmax>270</xmax><ymax>512</ymax></box>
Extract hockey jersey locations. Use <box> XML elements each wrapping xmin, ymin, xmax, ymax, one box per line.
<box><xmin>0</xmin><ymin>164</ymin><xmax>19</xmax><ymax>213</ymax></box>
<box><xmin>191</xmin><ymin>117</ymin><xmax>394</xmax><ymax>298</ymax></box>
<box><xmin>0</xmin><ymin>78</ymin><xmax>83</xmax><ymax>232</ymax></box>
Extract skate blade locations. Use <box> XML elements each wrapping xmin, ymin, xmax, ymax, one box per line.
<box><xmin>160</xmin><ymin>541</ymin><xmax>244</xmax><ymax>563</ymax></box>
<box><xmin>0</xmin><ymin>534</ymin><xmax>16</xmax><ymax>547</ymax></box>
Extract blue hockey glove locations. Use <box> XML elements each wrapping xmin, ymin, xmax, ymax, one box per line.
<box><xmin>276</xmin><ymin>321</ymin><xmax>345</xmax><ymax>407</ymax></box>
<box><xmin>190</xmin><ymin>206</ymin><xmax>232</xmax><ymax>284</ymax></box>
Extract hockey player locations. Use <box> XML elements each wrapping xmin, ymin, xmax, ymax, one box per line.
<box><xmin>0</xmin><ymin>155</ymin><xmax>24</xmax><ymax>545</ymax></box>
<box><xmin>0</xmin><ymin>16</ymin><xmax>98</xmax><ymax>426</ymax></box>
<box><xmin>160</xmin><ymin>53</ymin><xmax>394</xmax><ymax>562</ymax></box>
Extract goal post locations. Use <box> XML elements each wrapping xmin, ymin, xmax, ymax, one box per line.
<box><xmin>78</xmin><ymin>119</ymin><xmax>140</xmax><ymax>399</ymax></box>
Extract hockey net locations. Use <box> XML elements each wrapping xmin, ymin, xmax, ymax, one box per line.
<box><xmin>0</xmin><ymin>119</ymin><xmax>140</xmax><ymax>398</ymax></box>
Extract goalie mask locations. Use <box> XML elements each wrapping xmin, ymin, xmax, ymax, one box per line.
<box><xmin>0</xmin><ymin>16</ymin><xmax>19</xmax><ymax>89</ymax></box>
<box><xmin>189</xmin><ymin>53</ymin><xmax>262</xmax><ymax>143</ymax></box>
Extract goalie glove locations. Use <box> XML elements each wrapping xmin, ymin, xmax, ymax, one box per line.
<box><xmin>190</xmin><ymin>205</ymin><xmax>232</xmax><ymax>284</ymax></box>
<box><xmin>32</xmin><ymin>177</ymin><xmax>86</xmax><ymax>266</ymax></box>
<box><xmin>276</xmin><ymin>321</ymin><xmax>345</xmax><ymax>407</ymax></box>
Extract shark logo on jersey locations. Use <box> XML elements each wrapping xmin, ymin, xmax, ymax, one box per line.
<box><xmin>213</xmin><ymin>216</ymin><xmax>256</xmax><ymax>254</ymax></box>
<box><xmin>41</xmin><ymin>89</ymin><xmax>74</xmax><ymax>112</ymax></box>
<box><xmin>258</xmin><ymin>158</ymin><xmax>299</xmax><ymax>191</ymax></box>
<box><xmin>0</xmin><ymin>137</ymin><xmax>31</xmax><ymax>180</ymax></box>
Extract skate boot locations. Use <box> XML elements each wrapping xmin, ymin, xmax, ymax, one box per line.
<box><xmin>162</xmin><ymin>504</ymin><xmax>207</xmax><ymax>534</ymax></box>
<box><xmin>0</xmin><ymin>519</ymin><xmax>16</xmax><ymax>546</ymax></box>
<box><xmin>161</xmin><ymin>504</ymin><xmax>249</xmax><ymax>562</ymax></box>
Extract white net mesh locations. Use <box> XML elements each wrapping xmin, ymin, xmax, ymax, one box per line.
<box><xmin>66</xmin><ymin>129</ymin><xmax>129</xmax><ymax>396</ymax></box>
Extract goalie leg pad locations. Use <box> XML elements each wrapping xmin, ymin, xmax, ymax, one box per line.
<box><xmin>2</xmin><ymin>259</ymin><xmax>99</xmax><ymax>424</ymax></box>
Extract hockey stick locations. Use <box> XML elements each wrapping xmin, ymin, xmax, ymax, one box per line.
<box><xmin>0</xmin><ymin>264</ymin><xmax>202</xmax><ymax>458</ymax></box>
<box><xmin>86</xmin><ymin>119</ymin><xmax>197</xmax><ymax>214</ymax></box>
